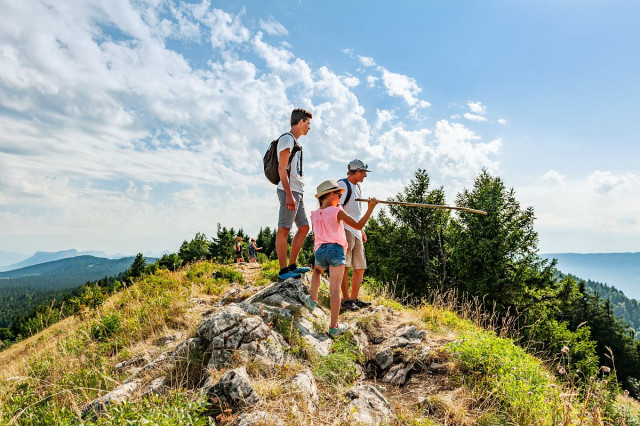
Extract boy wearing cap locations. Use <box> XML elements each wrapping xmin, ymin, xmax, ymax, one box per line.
<box><xmin>275</xmin><ymin>108</ymin><xmax>313</xmax><ymax>280</ymax></box>
<box><xmin>338</xmin><ymin>159</ymin><xmax>373</xmax><ymax>311</ymax></box>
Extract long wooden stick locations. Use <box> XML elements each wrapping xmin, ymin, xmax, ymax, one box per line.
<box><xmin>356</xmin><ymin>198</ymin><xmax>488</xmax><ymax>215</ymax></box>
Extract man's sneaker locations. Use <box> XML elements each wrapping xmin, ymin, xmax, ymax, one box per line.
<box><xmin>329</xmin><ymin>323</ymin><xmax>349</xmax><ymax>338</ymax></box>
<box><xmin>289</xmin><ymin>266</ymin><xmax>311</xmax><ymax>274</ymax></box>
<box><xmin>297</xmin><ymin>289</ymin><xmax>317</xmax><ymax>311</ymax></box>
<box><xmin>278</xmin><ymin>271</ymin><xmax>302</xmax><ymax>281</ymax></box>
<box><xmin>353</xmin><ymin>298</ymin><xmax>372</xmax><ymax>308</ymax></box>
<box><xmin>341</xmin><ymin>300</ymin><xmax>360</xmax><ymax>311</ymax></box>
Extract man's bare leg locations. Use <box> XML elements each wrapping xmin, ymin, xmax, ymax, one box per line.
<box><xmin>287</xmin><ymin>224</ymin><xmax>309</xmax><ymax>267</ymax></box>
<box><xmin>349</xmin><ymin>269</ymin><xmax>365</xmax><ymax>300</ymax></box>
<box><xmin>276</xmin><ymin>226</ymin><xmax>291</xmax><ymax>269</ymax></box>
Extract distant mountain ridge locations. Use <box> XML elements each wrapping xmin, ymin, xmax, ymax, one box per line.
<box><xmin>541</xmin><ymin>252</ymin><xmax>640</xmax><ymax>300</ymax></box>
<box><xmin>0</xmin><ymin>249</ymin><xmax>125</xmax><ymax>272</ymax></box>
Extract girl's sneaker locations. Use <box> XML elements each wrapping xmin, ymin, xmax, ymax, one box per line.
<box><xmin>297</xmin><ymin>289</ymin><xmax>317</xmax><ymax>311</ymax></box>
<box><xmin>329</xmin><ymin>323</ymin><xmax>349</xmax><ymax>338</ymax></box>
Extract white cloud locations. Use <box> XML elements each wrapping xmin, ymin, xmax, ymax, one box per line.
<box><xmin>358</xmin><ymin>55</ymin><xmax>376</xmax><ymax>67</ymax></box>
<box><xmin>467</xmin><ymin>101</ymin><xmax>486</xmax><ymax>115</ymax></box>
<box><xmin>341</xmin><ymin>75</ymin><xmax>360</xmax><ymax>88</ymax></box>
<box><xmin>498</xmin><ymin>118</ymin><xmax>507</xmax><ymax>125</ymax></box>
<box><xmin>0</xmin><ymin>2</ymin><xmax>505</xmax><ymax>255</ymax></box>
<box><xmin>380</xmin><ymin>68</ymin><xmax>431</xmax><ymax>108</ymax></box>
<box><xmin>464</xmin><ymin>113</ymin><xmax>488</xmax><ymax>122</ymax></box>
<box><xmin>542</xmin><ymin>170</ymin><xmax>566</xmax><ymax>185</ymax></box>
<box><xmin>588</xmin><ymin>170</ymin><xmax>638</xmax><ymax>194</ymax></box>
<box><xmin>375</xmin><ymin>109</ymin><xmax>396</xmax><ymax>130</ymax></box>
<box><xmin>258</xmin><ymin>17</ymin><xmax>288</xmax><ymax>36</ymax></box>
<box><xmin>376</xmin><ymin>120</ymin><xmax>501</xmax><ymax>184</ymax></box>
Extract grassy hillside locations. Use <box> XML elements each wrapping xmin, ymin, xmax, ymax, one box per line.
<box><xmin>1</xmin><ymin>260</ymin><xmax>639</xmax><ymax>425</ymax></box>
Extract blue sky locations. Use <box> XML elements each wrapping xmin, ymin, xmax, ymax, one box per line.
<box><xmin>0</xmin><ymin>0</ymin><xmax>638</xmax><ymax>256</ymax></box>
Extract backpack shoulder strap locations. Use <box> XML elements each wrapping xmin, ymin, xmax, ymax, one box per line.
<box><xmin>339</xmin><ymin>178</ymin><xmax>352</xmax><ymax>205</ymax></box>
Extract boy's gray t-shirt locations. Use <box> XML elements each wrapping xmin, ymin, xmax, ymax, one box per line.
<box><xmin>338</xmin><ymin>179</ymin><xmax>362</xmax><ymax>240</ymax></box>
<box><xmin>276</xmin><ymin>133</ymin><xmax>304</xmax><ymax>194</ymax></box>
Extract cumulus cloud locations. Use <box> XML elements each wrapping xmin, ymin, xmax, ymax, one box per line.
<box><xmin>377</xmin><ymin>119</ymin><xmax>500</xmax><ymax>183</ymax></box>
<box><xmin>467</xmin><ymin>101</ymin><xmax>486</xmax><ymax>115</ymax></box>
<box><xmin>463</xmin><ymin>113</ymin><xmax>488</xmax><ymax>122</ymax></box>
<box><xmin>358</xmin><ymin>55</ymin><xmax>376</xmax><ymax>67</ymax></box>
<box><xmin>498</xmin><ymin>118</ymin><xmax>507</xmax><ymax>125</ymax></box>
<box><xmin>258</xmin><ymin>17</ymin><xmax>288</xmax><ymax>36</ymax></box>
<box><xmin>588</xmin><ymin>170</ymin><xmax>638</xmax><ymax>194</ymax></box>
<box><xmin>380</xmin><ymin>68</ymin><xmax>431</xmax><ymax>109</ymax></box>
<box><xmin>0</xmin><ymin>2</ymin><xmax>502</xmax><ymax>254</ymax></box>
<box><xmin>542</xmin><ymin>170</ymin><xmax>566</xmax><ymax>185</ymax></box>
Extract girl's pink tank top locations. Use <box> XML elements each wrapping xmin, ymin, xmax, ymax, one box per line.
<box><xmin>310</xmin><ymin>206</ymin><xmax>348</xmax><ymax>251</ymax></box>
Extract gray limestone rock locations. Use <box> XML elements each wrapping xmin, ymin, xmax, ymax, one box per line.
<box><xmin>143</xmin><ymin>376</ymin><xmax>167</xmax><ymax>395</ymax></box>
<box><xmin>205</xmin><ymin>367</ymin><xmax>260</xmax><ymax>414</ymax></box>
<box><xmin>82</xmin><ymin>380</ymin><xmax>141</xmax><ymax>417</ymax></box>
<box><xmin>231</xmin><ymin>411</ymin><xmax>284</xmax><ymax>426</ymax></box>
<box><xmin>374</xmin><ymin>347</ymin><xmax>395</xmax><ymax>370</ymax></box>
<box><xmin>343</xmin><ymin>384</ymin><xmax>393</xmax><ymax>425</ymax></box>
<box><xmin>289</xmin><ymin>369</ymin><xmax>319</xmax><ymax>412</ymax></box>
<box><xmin>197</xmin><ymin>305</ymin><xmax>286</xmax><ymax>369</ymax></box>
<box><xmin>381</xmin><ymin>362</ymin><xmax>416</xmax><ymax>385</ymax></box>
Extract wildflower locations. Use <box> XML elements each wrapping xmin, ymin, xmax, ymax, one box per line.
<box><xmin>561</xmin><ymin>346</ymin><xmax>569</xmax><ymax>354</ymax></box>
<box><xmin>557</xmin><ymin>365</ymin><xmax>567</xmax><ymax>375</ymax></box>
<box><xmin>600</xmin><ymin>366</ymin><xmax>611</xmax><ymax>374</ymax></box>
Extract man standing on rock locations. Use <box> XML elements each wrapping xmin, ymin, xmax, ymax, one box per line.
<box><xmin>338</xmin><ymin>159</ymin><xmax>373</xmax><ymax>310</ymax></box>
<box><xmin>275</xmin><ymin>108</ymin><xmax>313</xmax><ymax>281</ymax></box>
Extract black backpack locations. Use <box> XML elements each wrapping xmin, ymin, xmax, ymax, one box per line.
<box><xmin>263</xmin><ymin>132</ymin><xmax>302</xmax><ymax>185</ymax></box>
<box><xmin>339</xmin><ymin>178</ymin><xmax>353</xmax><ymax>205</ymax></box>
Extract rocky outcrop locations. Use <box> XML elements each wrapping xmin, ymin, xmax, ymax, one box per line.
<box><xmin>368</xmin><ymin>325</ymin><xmax>430</xmax><ymax>385</ymax></box>
<box><xmin>197</xmin><ymin>304</ymin><xmax>287</xmax><ymax>369</ymax></box>
<box><xmin>289</xmin><ymin>369</ymin><xmax>319</xmax><ymax>412</ymax></box>
<box><xmin>204</xmin><ymin>367</ymin><xmax>260</xmax><ymax>415</ymax></box>
<box><xmin>96</xmin><ymin>272</ymin><xmax>449</xmax><ymax>423</ymax></box>
<box><xmin>82</xmin><ymin>380</ymin><xmax>142</xmax><ymax>417</ymax></box>
<box><xmin>343</xmin><ymin>384</ymin><xmax>393</xmax><ymax>425</ymax></box>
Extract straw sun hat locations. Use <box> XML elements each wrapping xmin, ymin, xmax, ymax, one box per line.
<box><xmin>315</xmin><ymin>179</ymin><xmax>346</xmax><ymax>199</ymax></box>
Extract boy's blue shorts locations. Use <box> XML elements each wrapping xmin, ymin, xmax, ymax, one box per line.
<box><xmin>314</xmin><ymin>243</ymin><xmax>346</xmax><ymax>269</ymax></box>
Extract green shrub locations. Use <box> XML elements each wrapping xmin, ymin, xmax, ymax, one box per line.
<box><xmin>447</xmin><ymin>329</ymin><xmax>589</xmax><ymax>424</ymax></box>
<box><xmin>90</xmin><ymin>313</ymin><xmax>123</xmax><ymax>343</ymax></box>
<box><xmin>313</xmin><ymin>333</ymin><xmax>362</xmax><ymax>386</ymax></box>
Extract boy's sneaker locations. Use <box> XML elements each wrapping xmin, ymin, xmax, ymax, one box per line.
<box><xmin>297</xmin><ymin>289</ymin><xmax>317</xmax><ymax>312</ymax></box>
<box><xmin>289</xmin><ymin>265</ymin><xmax>311</xmax><ymax>274</ymax></box>
<box><xmin>278</xmin><ymin>271</ymin><xmax>302</xmax><ymax>281</ymax></box>
<box><xmin>341</xmin><ymin>300</ymin><xmax>360</xmax><ymax>311</ymax></box>
<box><xmin>329</xmin><ymin>323</ymin><xmax>349</xmax><ymax>338</ymax></box>
<box><xmin>353</xmin><ymin>298</ymin><xmax>372</xmax><ymax>308</ymax></box>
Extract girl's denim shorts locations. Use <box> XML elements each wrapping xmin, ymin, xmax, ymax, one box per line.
<box><xmin>314</xmin><ymin>243</ymin><xmax>346</xmax><ymax>269</ymax></box>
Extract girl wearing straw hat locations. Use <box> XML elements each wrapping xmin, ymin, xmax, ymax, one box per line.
<box><xmin>300</xmin><ymin>179</ymin><xmax>378</xmax><ymax>338</ymax></box>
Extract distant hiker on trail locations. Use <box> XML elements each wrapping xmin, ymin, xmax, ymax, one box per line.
<box><xmin>275</xmin><ymin>108</ymin><xmax>313</xmax><ymax>281</ymax></box>
<box><xmin>248</xmin><ymin>238</ymin><xmax>262</xmax><ymax>263</ymax></box>
<box><xmin>235</xmin><ymin>236</ymin><xmax>244</xmax><ymax>263</ymax></box>
<box><xmin>338</xmin><ymin>159</ymin><xmax>373</xmax><ymax>311</ymax></box>
<box><xmin>298</xmin><ymin>179</ymin><xmax>378</xmax><ymax>338</ymax></box>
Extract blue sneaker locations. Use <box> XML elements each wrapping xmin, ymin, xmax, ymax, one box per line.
<box><xmin>289</xmin><ymin>266</ymin><xmax>310</xmax><ymax>274</ymax></box>
<box><xmin>278</xmin><ymin>271</ymin><xmax>302</xmax><ymax>281</ymax></box>
<box><xmin>297</xmin><ymin>288</ymin><xmax>317</xmax><ymax>311</ymax></box>
<box><xmin>329</xmin><ymin>323</ymin><xmax>349</xmax><ymax>339</ymax></box>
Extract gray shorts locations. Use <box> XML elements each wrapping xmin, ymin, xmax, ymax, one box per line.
<box><xmin>277</xmin><ymin>189</ymin><xmax>309</xmax><ymax>229</ymax></box>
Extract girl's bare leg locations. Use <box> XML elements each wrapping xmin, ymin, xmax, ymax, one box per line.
<box><xmin>310</xmin><ymin>265</ymin><xmax>324</xmax><ymax>302</ymax></box>
<box><xmin>328</xmin><ymin>265</ymin><xmax>346</xmax><ymax>328</ymax></box>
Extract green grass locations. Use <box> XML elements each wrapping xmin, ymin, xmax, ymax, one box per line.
<box><xmin>313</xmin><ymin>333</ymin><xmax>363</xmax><ymax>387</ymax></box>
<box><xmin>447</xmin><ymin>329</ymin><xmax>570</xmax><ymax>425</ymax></box>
